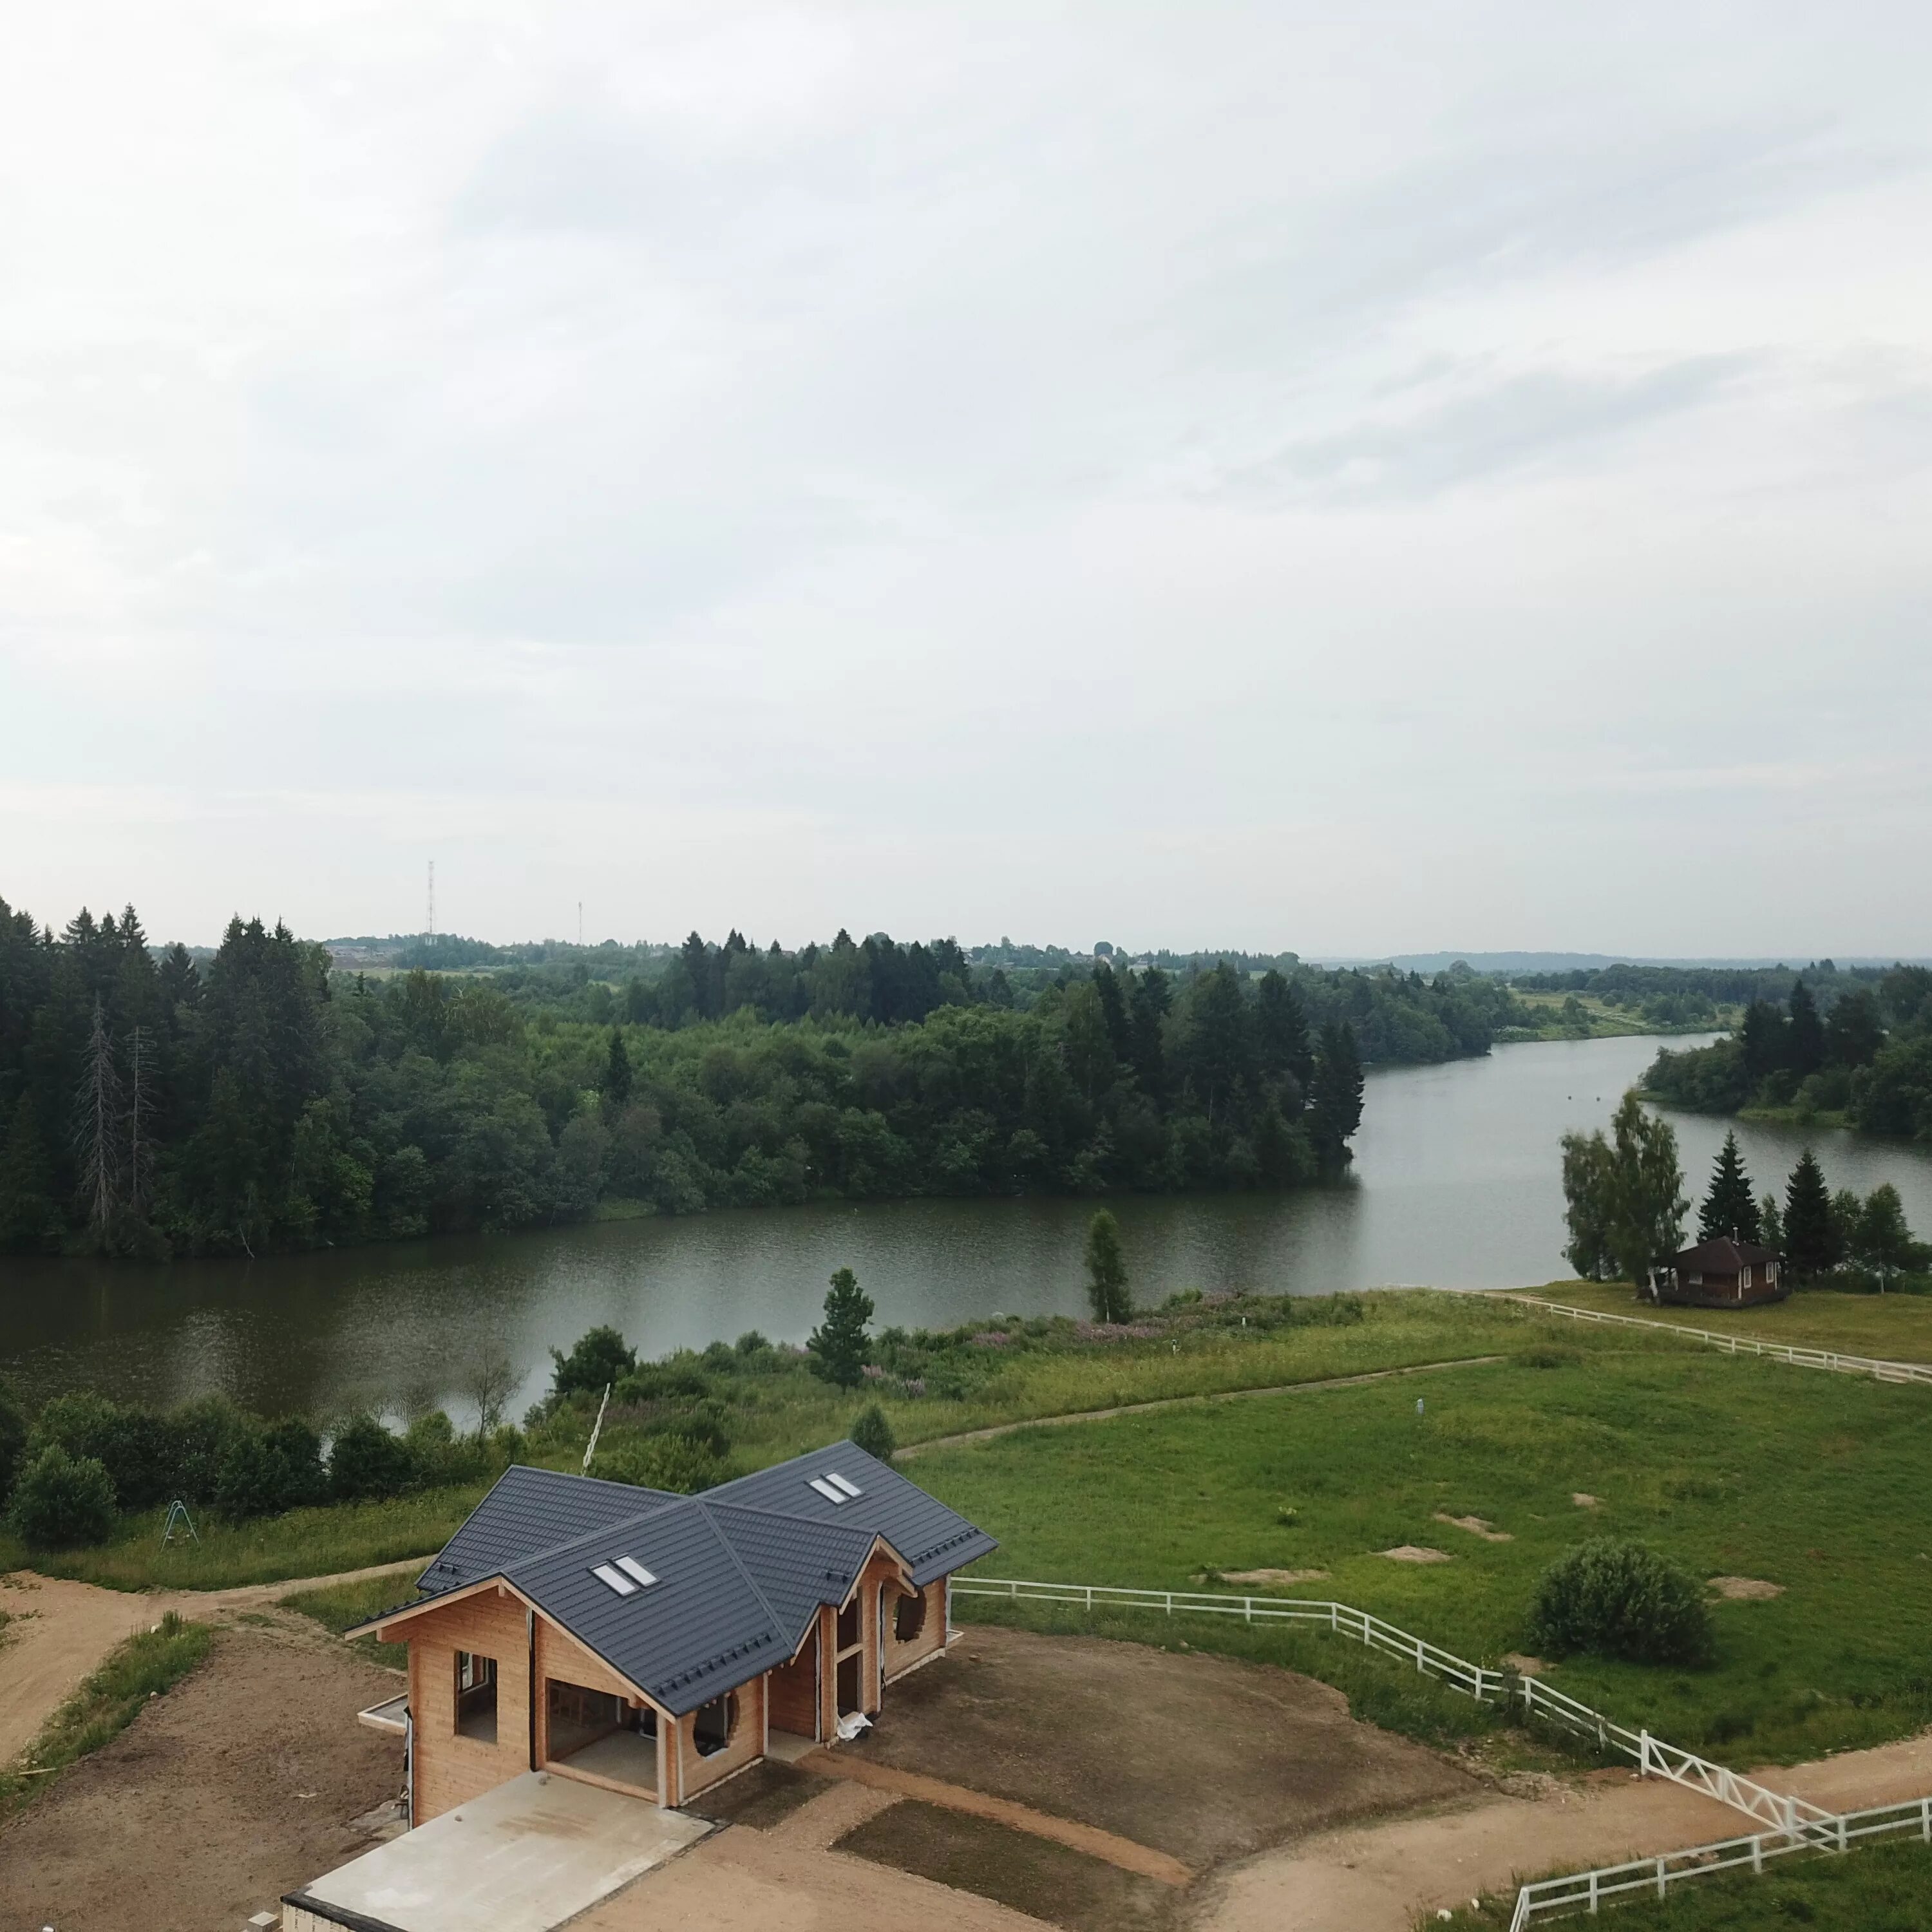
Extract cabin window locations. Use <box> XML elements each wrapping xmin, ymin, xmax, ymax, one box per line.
<box><xmin>894</xmin><ymin>1588</ymin><xmax>927</xmax><ymax>1645</ymax></box>
<box><xmin>1742</xmin><ymin>1266</ymin><xmax>1753</xmax><ymax>1290</ymax></box>
<box><xmin>837</xmin><ymin>1596</ymin><xmax>861</xmax><ymax>1650</ymax></box>
<box><xmin>693</xmin><ymin>1691</ymin><xmax>739</xmax><ymax>1757</ymax></box>
<box><xmin>455</xmin><ymin>1651</ymin><xmax>497</xmax><ymax>1741</ymax></box>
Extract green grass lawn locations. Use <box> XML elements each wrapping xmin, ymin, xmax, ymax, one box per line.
<box><xmin>280</xmin><ymin>1572</ymin><xmax>413</xmax><ymax>1669</ymax></box>
<box><xmin>917</xmin><ymin>1335</ymin><xmax>1932</xmax><ymax>1766</ymax></box>
<box><xmin>1518</xmin><ymin>1280</ymin><xmax>1932</xmax><ymax>1364</ymax></box>
<box><xmin>1441</xmin><ymin>1836</ymin><xmax>1932</xmax><ymax>1931</ymax></box>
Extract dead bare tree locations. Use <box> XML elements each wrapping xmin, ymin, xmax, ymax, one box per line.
<box><xmin>73</xmin><ymin>996</ymin><xmax>124</xmax><ymax>1241</ymax></box>
<box><xmin>125</xmin><ymin>1023</ymin><xmax>155</xmax><ymax>1217</ymax></box>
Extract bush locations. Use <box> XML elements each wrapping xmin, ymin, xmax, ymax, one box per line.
<box><xmin>0</xmin><ymin>1383</ymin><xmax>25</xmax><ymax>1502</ymax></box>
<box><xmin>849</xmin><ymin>1402</ymin><xmax>896</xmax><ymax>1464</ymax></box>
<box><xmin>167</xmin><ymin>1395</ymin><xmax>251</xmax><ymax>1503</ymax></box>
<box><xmin>598</xmin><ymin>1433</ymin><xmax>721</xmax><ymax>1494</ymax></box>
<box><xmin>29</xmin><ymin>1392</ymin><xmax>181</xmax><ymax>1511</ymax></box>
<box><xmin>550</xmin><ymin>1325</ymin><xmax>637</xmax><ymax>1400</ymax></box>
<box><xmin>1528</xmin><ymin>1538</ymin><xmax>1714</xmax><ymax>1665</ymax></box>
<box><xmin>328</xmin><ymin>1414</ymin><xmax>417</xmax><ymax>1502</ymax></box>
<box><xmin>214</xmin><ymin>1417</ymin><xmax>328</xmax><ymax>1519</ymax></box>
<box><xmin>404</xmin><ymin>1410</ymin><xmax>488</xmax><ymax>1488</ymax></box>
<box><xmin>6</xmin><ymin>1444</ymin><xmax>117</xmax><ymax>1549</ymax></box>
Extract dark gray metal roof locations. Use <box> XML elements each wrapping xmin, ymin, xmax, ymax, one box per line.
<box><xmin>707</xmin><ymin>1441</ymin><xmax>998</xmax><ymax>1587</ymax></box>
<box><xmin>398</xmin><ymin>1443</ymin><xmax>994</xmax><ymax>1716</ymax></box>
<box><xmin>417</xmin><ymin>1464</ymin><xmax>680</xmax><ymax>1595</ymax></box>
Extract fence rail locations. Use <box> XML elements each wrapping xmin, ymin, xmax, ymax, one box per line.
<box><xmin>1507</xmin><ymin>1796</ymin><xmax>1932</xmax><ymax>1931</ymax></box>
<box><xmin>951</xmin><ymin>1576</ymin><xmax>1810</xmax><ymax>1830</ymax></box>
<box><xmin>1510</xmin><ymin>1295</ymin><xmax>1932</xmax><ymax>1387</ymax></box>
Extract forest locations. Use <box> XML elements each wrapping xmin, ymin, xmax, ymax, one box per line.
<box><xmin>0</xmin><ymin>899</ymin><xmax>1505</xmax><ymax>1259</ymax></box>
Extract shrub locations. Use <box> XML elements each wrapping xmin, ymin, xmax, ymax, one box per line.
<box><xmin>7</xmin><ymin>1444</ymin><xmax>117</xmax><ymax>1549</ymax></box>
<box><xmin>404</xmin><ymin>1410</ymin><xmax>488</xmax><ymax>1488</ymax></box>
<box><xmin>598</xmin><ymin>1433</ymin><xmax>721</xmax><ymax>1494</ymax></box>
<box><xmin>214</xmin><ymin>1417</ymin><xmax>328</xmax><ymax>1519</ymax></box>
<box><xmin>549</xmin><ymin>1325</ymin><xmax>637</xmax><ymax>1400</ymax></box>
<box><xmin>0</xmin><ymin>1383</ymin><xmax>26</xmax><ymax>1502</ymax></box>
<box><xmin>167</xmin><ymin>1395</ymin><xmax>252</xmax><ymax>1503</ymax></box>
<box><xmin>1528</xmin><ymin>1538</ymin><xmax>1714</xmax><ymax>1665</ymax></box>
<box><xmin>28</xmin><ymin>1392</ymin><xmax>181</xmax><ymax>1511</ymax></box>
<box><xmin>849</xmin><ymin>1402</ymin><xmax>896</xmax><ymax>1464</ymax></box>
<box><xmin>328</xmin><ymin>1414</ymin><xmax>417</xmax><ymax>1502</ymax></box>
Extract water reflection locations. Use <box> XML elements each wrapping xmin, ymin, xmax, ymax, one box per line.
<box><xmin>4</xmin><ymin>1033</ymin><xmax>1928</xmax><ymax>1425</ymax></box>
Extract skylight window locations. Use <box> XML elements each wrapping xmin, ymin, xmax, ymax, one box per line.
<box><xmin>825</xmin><ymin>1472</ymin><xmax>862</xmax><ymax>1498</ymax></box>
<box><xmin>592</xmin><ymin>1563</ymin><xmax>638</xmax><ymax>1596</ymax></box>
<box><xmin>809</xmin><ymin>1477</ymin><xmax>848</xmax><ymax>1504</ymax></box>
<box><xmin>614</xmin><ymin>1556</ymin><xmax>658</xmax><ymax>1589</ymax></box>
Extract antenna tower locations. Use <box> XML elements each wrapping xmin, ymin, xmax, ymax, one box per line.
<box><xmin>578</xmin><ymin>900</ymin><xmax>584</xmax><ymax>948</ymax></box>
<box><xmin>427</xmin><ymin>860</ymin><xmax>435</xmax><ymax>940</ymax></box>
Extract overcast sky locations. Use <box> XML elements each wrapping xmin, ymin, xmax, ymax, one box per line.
<box><xmin>5</xmin><ymin>3</ymin><xmax>1929</xmax><ymax>958</ymax></box>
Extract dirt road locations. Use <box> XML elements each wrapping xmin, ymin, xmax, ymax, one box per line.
<box><xmin>0</xmin><ymin>1557</ymin><xmax>427</xmax><ymax>1765</ymax></box>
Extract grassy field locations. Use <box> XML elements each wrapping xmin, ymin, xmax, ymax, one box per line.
<box><xmin>1495</xmin><ymin>991</ymin><xmax>1739</xmax><ymax>1043</ymax></box>
<box><xmin>0</xmin><ymin>1614</ymin><xmax>211</xmax><ymax>1818</ymax></box>
<box><xmin>281</xmin><ymin>1574</ymin><xmax>413</xmax><ymax>1669</ymax></box>
<box><xmin>918</xmin><ymin>1331</ymin><xmax>1932</xmax><ymax>1765</ymax></box>
<box><xmin>0</xmin><ymin>1486</ymin><xmax>479</xmax><ymax>1593</ymax></box>
<box><xmin>1442</xmin><ymin>1836</ymin><xmax>1932</xmax><ymax>1930</ymax></box>
<box><xmin>1517</xmin><ymin>1280</ymin><xmax>1932</xmax><ymax>1363</ymax></box>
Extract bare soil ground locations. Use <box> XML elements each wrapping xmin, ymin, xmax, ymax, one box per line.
<box><xmin>837</xmin><ymin>1799</ymin><xmax>1177</xmax><ymax>1932</ymax></box>
<box><xmin>860</xmin><ymin>1625</ymin><xmax>1478</xmax><ymax>1866</ymax></box>
<box><xmin>0</xmin><ymin>1615</ymin><xmax>404</xmax><ymax>1932</ymax></box>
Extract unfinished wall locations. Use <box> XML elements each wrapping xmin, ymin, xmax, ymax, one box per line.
<box><xmin>532</xmin><ymin>1618</ymin><xmax>656</xmax><ymax>1773</ymax></box>
<box><xmin>883</xmin><ymin>1577</ymin><xmax>947</xmax><ymax>1681</ymax></box>
<box><xmin>768</xmin><ymin>1626</ymin><xmax>819</xmax><ymax>1738</ymax></box>
<box><xmin>673</xmin><ymin>1672</ymin><xmax>766</xmax><ymax>1804</ymax></box>
<box><xmin>403</xmin><ymin>1587</ymin><xmax>531</xmax><ymax>1823</ymax></box>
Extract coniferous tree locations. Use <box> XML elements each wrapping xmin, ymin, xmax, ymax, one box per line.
<box><xmin>1309</xmin><ymin>1021</ymin><xmax>1365</xmax><ymax>1168</ymax></box>
<box><xmin>1256</xmin><ymin>970</ymin><xmax>1314</xmax><ymax>1093</ymax></box>
<box><xmin>0</xmin><ymin>1097</ymin><xmax>58</xmax><ymax>1252</ymax></box>
<box><xmin>1739</xmin><ymin>999</ymin><xmax>1786</xmax><ymax>1080</ymax></box>
<box><xmin>73</xmin><ymin>996</ymin><xmax>123</xmax><ymax>1240</ymax></box>
<box><xmin>1696</xmin><ymin>1131</ymin><xmax>1760</xmax><ymax>1244</ymax></box>
<box><xmin>603</xmin><ymin>1027</ymin><xmax>633</xmax><ymax>1106</ymax></box>
<box><xmin>1757</xmin><ymin>1191</ymin><xmax>1784</xmax><ymax>1252</ymax></box>
<box><xmin>808</xmin><ymin>1267</ymin><xmax>874</xmax><ymax>1388</ymax></box>
<box><xmin>1092</xmin><ymin>963</ymin><xmax>1133</xmax><ymax>1063</ymax></box>
<box><xmin>1786</xmin><ymin>982</ymin><xmax>1826</xmax><ymax>1077</ymax></box>
<box><xmin>1781</xmin><ymin>1148</ymin><xmax>1838</xmax><ymax>1281</ymax></box>
<box><xmin>1128</xmin><ymin>967</ymin><xmax>1171</xmax><ymax>1099</ymax></box>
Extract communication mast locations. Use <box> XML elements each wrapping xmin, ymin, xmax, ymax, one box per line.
<box><xmin>427</xmin><ymin>860</ymin><xmax>435</xmax><ymax>941</ymax></box>
<box><xmin>578</xmin><ymin>900</ymin><xmax>583</xmax><ymax>947</ymax></box>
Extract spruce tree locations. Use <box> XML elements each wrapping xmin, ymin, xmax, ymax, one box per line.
<box><xmin>1739</xmin><ymin>999</ymin><xmax>1786</xmax><ymax>1080</ymax></box>
<box><xmin>1696</xmin><ymin>1131</ymin><xmax>1760</xmax><ymax>1244</ymax></box>
<box><xmin>603</xmin><ymin>1027</ymin><xmax>633</xmax><ymax>1106</ymax></box>
<box><xmin>1786</xmin><ymin>981</ymin><xmax>1826</xmax><ymax>1077</ymax></box>
<box><xmin>1083</xmin><ymin>1209</ymin><xmax>1131</xmax><ymax>1322</ymax></box>
<box><xmin>809</xmin><ymin>1267</ymin><xmax>874</xmax><ymax>1388</ymax></box>
<box><xmin>1781</xmin><ymin>1148</ymin><xmax>1838</xmax><ymax>1282</ymax></box>
<box><xmin>1256</xmin><ymin>971</ymin><xmax>1314</xmax><ymax>1092</ymax></box>
<box><xmin>1309</xmin><ymin>1021</ymin><xmax>1365</xmax><ymax>1168</ymax></box>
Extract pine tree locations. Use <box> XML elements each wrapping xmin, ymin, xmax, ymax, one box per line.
<box><xmin>1696</xmin><ymin>1131</ymin><xmax>1760</xmax><ymax>1244</ymax></box>
<box><xmin>1083</xmin><ymin>1209</ymin><xmax>1131</xmax><ymax>1322</ymax></box>
<box><xmin>72</xmin><ymin>996</ymin><xmax>124</xmax><ymax>1240</ymax></box>
<box><xmin>1786</xmin><ymin>982</ymin><xmax>1826</xmax><ymax>1077</ymax></box>
<box><xmin>1739</xmin><ymin>999</ymin><xmax>1786</xmax><ymax>1080</ymax></box>
<box><xmin>1782</xmin><ymin>1147</ymin><xmax>1838</xmax><ymax>1282</ymax></box>
<box><xmin>603</xmin><ymin>1027</ymin><xmax>633</xmax><ymax>1106</ymax></box>
<box><xmin>124</xmin><ymin>1023</ymin><xmax>155</xmax><ymax>1217</ymax></box>
<box><xmin>1128</xmin><ymin>967</ymin><xmax>1171</xmax><ymax>1100</ymax></box>
<box><xmin>1309</xmin><ymin>1021</ymin><xmax>1365</xmax><ymax>1168</ymax></box>
<box><xmin>1256</xmin><ymin>971</ymin><xmax>1314</xmax><ymax>1093</ymax></box>
<box><xmin>1092</xmin><ymin>963</ymin><xmax>1133</xmax><ymax>1063</ymax></box>
<box><xmin>808</xmin><ymin>1267</ymin><xmax>874</xmax><ymax>1388</ymax></box>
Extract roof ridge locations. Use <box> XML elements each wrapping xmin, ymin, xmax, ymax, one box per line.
<box><xmin>502</xmin><ymin>1493</ymin><xmax>693</xmax><ymax>1577</ymax></box>
<box><xmin>691</xmin><ymin>1497</ymin><xmax>809</xmax><ymax>1654</ymax></box>
<box><xmin>701</xmin><ymin>1494</ymin><xmax>879</xmax><ymax>1542</ymax></box>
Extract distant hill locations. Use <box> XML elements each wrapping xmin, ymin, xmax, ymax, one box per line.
<box><xmin>1313</xmin><ymin>952</ymin><xmax>1931</xmax><ymax>975</ymax></box>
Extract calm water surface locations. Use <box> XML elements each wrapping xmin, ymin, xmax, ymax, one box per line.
<box><xmin>5</xmin><ymin>1034</ymin><xmax>1929</xmax><ymax>1423</ymax></box>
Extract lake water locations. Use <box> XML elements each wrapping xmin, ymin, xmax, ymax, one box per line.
<box><xmin>5</xmin><ymin>1034</ymin><xmax>1929</xmax><ymax>1425</ymax></box>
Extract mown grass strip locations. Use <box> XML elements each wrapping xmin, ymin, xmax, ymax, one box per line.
<box><xmin>0</xmin><ymin>1611</ymin><xmax>212</xmax><ymax>1819</ymax></box>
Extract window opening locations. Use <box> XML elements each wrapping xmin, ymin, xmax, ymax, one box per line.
<box><xmin>693</xmin><ymin>1691</ymin><xmax>739</xmax><ymax>1757</ymax></box>
<box><xmin>455</xmin><ymin>1651</ymin><xmax>498</xmax><ymax>1741</ymax></box>
<box><xmin>894</xmin><ymin>1588</ymin><xmax>927</xmax><ymax>1645</ymax></box>
<box><xmin>837</xmin><ymin>1596</ymin><xmax>861</xmax><ymax>1649</ymax></box>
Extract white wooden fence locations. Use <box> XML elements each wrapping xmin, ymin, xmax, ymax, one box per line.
<box><xmin>1510</xmin><ymin>1294</ymin><xmax>1932</xmax><ymax>1387</ymax></box>
<box><xmin>1506</xmin><ymin>1795</ymin><xmax>1932</xmax><ymax>1930</ymax></box>
<box><xmin>947</xmin><ymin>1575</ymin><xmax>1932</xmax><ymax>1926</ymax></box>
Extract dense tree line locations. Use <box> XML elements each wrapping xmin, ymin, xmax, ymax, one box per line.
<box><xmin>0</xmin><ymin>897</ymin><xmax>1392</xmax><ymax>1258</ymax></box>
<box><xmin>1645</xmin><ymin>968</ymin><xmax>1932</xmax><ymax>1137</ymax></box>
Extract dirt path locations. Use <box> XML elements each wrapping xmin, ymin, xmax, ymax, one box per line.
<box><xmin>1195</xmin><ymin>1728</ymin><xmax>1932</xmax><ymax>1932</ymax></box>
<box><xmin>800</xmin><ymin>1748</ymin><xmax>1194</xmax><ymax>1886</ymax></box>
<box><xmin>0</xmin><ymin>1555</ymin><xmax>428</xmax><ymax>1766</ymax></box>
<box><xmin>899</xmin><ymin>1356</ymin><xmax>1506</xmax><ymax>1459</ymax></box>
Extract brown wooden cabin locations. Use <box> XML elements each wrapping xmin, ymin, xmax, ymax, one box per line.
<box><xmin>1650</xmin><ymin>1235</ymin><xmax>1786</xmax><ymax>1309</ymax></box>
<box><xmin>347</xmin><ymin>1443</ymin><xmax>994</xmax><ymax>1821</ymax></box>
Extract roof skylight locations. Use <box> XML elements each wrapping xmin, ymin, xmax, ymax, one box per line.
<box><xmin>825</xmin><ymin>1472</ymin><xmax>862</xmax><ymax>1498</ymax></box>
<box><xmin>614</xmin><ymin>1556</ymin><xmax>659</xmax><ymax>1589</ymax></box>
<box><xmin>592</xmin><ymin>1562</ymin><xmax>638</xmax><ymax>1595</ymax></box>
<box><xmin>809</xmin><ymin>1477</ymin><xmax>848</xmax><ymax>1504</ymax></box>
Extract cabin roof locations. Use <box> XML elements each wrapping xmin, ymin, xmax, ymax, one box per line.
<box><xmin>1673</xmin><ymin>1235</ymin><xmax>1779</xmax><ymax>1272</ymax></box>
<box><xmin>376</xmin><ymin>1443</ymin><xmax>995</xmax><ymax>1716</ymax></box>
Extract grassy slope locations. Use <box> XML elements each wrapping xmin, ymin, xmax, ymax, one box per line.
<box><xmin>1519</xmin><ymin>1280</ymin><xmax>1932</xmax><ymax>1363</ymax></box>
<box><xmin>1441</xmin><ymin>1837</ymin><xmax>1932</xmax><ymax>1931</ymax></box>
<box><xmin>917</xmin><ymin>1335</ymin><xmax>1932</xmax><ymax>1765</ymax></box>
<box><xmin>0</xmin><ymin>1613</ymin><xmax>212</xmax><ymax>1815</ymax></box>
<box><xmin>1498</xmin><ymin>992</ymin><xmax>1740</xmax><ymax>1042</ymax></box>
<box><xmin>280</xmin><ymin>1575</ymin><xmax>412</xmax><ymax>1669</ymax></box>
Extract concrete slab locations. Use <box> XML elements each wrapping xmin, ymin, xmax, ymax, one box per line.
<box><xmin>286</xmin><ymin>1771</ymin><xmax>710</xmax><ymax>1932</ymax></box>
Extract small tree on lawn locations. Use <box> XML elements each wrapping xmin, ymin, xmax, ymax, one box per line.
<box><xmin>809</xmin><ymin>1267</ymin><xmax>874</xmax><ymax>1388</ymax></box>
<box><xmin>849</xmin><ymin>1402</ymin><xmax>896</xmax><ymax>1464</ymax></box>
<box><xmin>1084</xmin><ymin>1209</ymin><xmax>1132</xmax><ymax>1323</ymax></box>
<box><xmin>1560</xmin><ymin>1091</ymin><xmax>1687</xmax><ymax>1285</ymax></box>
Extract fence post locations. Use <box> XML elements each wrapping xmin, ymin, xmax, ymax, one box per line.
<box><xmin>1638</xmin><ymin>1730</ymin><xmax>1651</xmax><ymax>1777</ymax></box>
<box><xmin>1922</xmin><ymin>1797</ymin><xmax>1930</xmax><ymax>1843</ymax></box>
<box><xmin>1084</xmin><ymin>1586</ymin><xmax>1093</xmax><ymax>1612</ymax></box>
<box><xmin>1244</xmin><ymin>1597</ymin><xmax>1253</xmax><ymax>1624</ymax></box>
<box><xmin>1164</xmin><ymin>1593</ymin><xmax>1173</xmax><ymax>1616</ymax></box>
<box><xmin>1656</xmin><ymin>1856</ymin><xmax>1667</xmax><ymax>1900</ymax></box>
<box><xmin>1416</xmin><ymin>1634</ymin><xmax>1425</xmax><ymax>1673</ymax></box>
<box><xmin>1838</xmin><ymin>1815</ymin><xmax>1848</xmax><ymax>1854</ymax></box>
<box><xmin>1587</xmin><ymin>1868</ymin><xmax>1598</xmax><ymax>1915</ymax></box>
<box><xmin>1752</xmin><ymin>1835</ymin><xmax>1763</xmax><ymax>1874</ymax></box>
